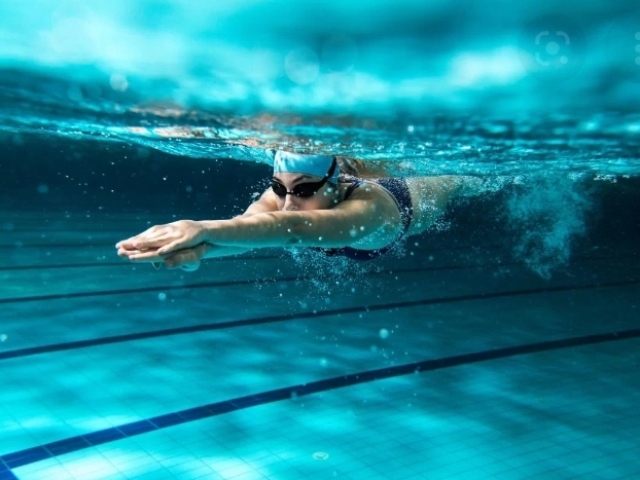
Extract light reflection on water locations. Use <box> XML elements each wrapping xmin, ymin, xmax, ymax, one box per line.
<box><xmin>0</xmin><ymin>0</ymin><xmax>638</xmax><ymax>176</ymax></box>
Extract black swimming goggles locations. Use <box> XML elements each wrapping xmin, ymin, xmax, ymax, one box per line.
<box><xmin>271</xmin><ymin>158</ymin><xmax>337</xmax><ymax>198</ymax></box>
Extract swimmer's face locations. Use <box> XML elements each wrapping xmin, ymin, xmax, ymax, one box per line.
<box><xmin>272</xmin><ymin>172</ymin><xmax>339</xmax><ymax>211</ymax></box>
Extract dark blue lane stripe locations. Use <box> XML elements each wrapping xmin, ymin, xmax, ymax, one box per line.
<box><xmin>0</xmin><ymin>262</ymin><xmax>487</xmax><ymax>304</ymax></box>
<box><xmin>0</xmin><ymin>257</ymin><xmax>485</xmax><ymax>302</ymax></box>
<box><xmin>0</xmin><ymin>262</ymin><xmax>124</xmax><ymax>271</ymax></box>
<box><xmin>2</xmin><ymin>328</ymin><xmax>639</xmax><ymax>472</ymax></box>
<box><xmin>0</xmin><ymin>275</ymin><xmax>298</xmax><ymax>305</ymax></box>
<box><xmin>0</xmin><ymin>255</ymin><xmax>277</xmax><ymax>271</ymax></box>
<box><xmin>0</xmin><ymin>241</ymin><xmax>497</xmax><ymax>252</ymax></box>
<box><xmin>0</xmin><ymin>267</ymin><xmax>476</xmax><ymax>305</ymax></box>
<box><xmin>0</xmin><ymin>242</ymin><xmax>542</xmax><ymax>276</ymax></box>
<box><xmin>0</xmin><ymin>254</ymin><xmax>632</xmax><ymax>304</ymax></box>
<box><xmin>0</xmin><ymin>243</ymin><xmax>115</xmax><ymax>248</ymax></box>
<box><xmin>0</xmin><ymin>461</ymin><xmax>19</xmax><ymax>480</ymax></box>
<box><xmin>1</xmin><ymin>278</ymin><xmax>638</xmax><ymax>362</ymax></box>
<box><xmin>0</xmin><ymin>471</ymin><xmax>19</xmax><ymax>480</ymax></box>
<box><xmin>0</xmin><ymin>251</ymin><xmax>622</xmax><ymax>273</ymax></box>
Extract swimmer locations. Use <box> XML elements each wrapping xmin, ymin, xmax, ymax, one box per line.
<box><xmin>116</xmin><ymin>151</ymin><xmax>464</xmax><ymax>270</ymax></box>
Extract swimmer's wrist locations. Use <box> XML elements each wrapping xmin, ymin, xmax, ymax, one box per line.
<box><xmin>200</xmin><ymin>219</ymin><xmax>230</xmax><ymax>244</ymax></box>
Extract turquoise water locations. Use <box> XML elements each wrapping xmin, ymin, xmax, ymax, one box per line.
<box><xmin>2</xmin><ymin>1</ymin><xmax>640</xmax><ymax>479</ymax></box>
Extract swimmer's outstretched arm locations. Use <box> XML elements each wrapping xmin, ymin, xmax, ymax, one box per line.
<box><xmin>117</xmin><ymin>188</ymin><xmax>281</xmax><ymax>268</ymax></box>
<box><xmin>118</xmin><ymin>175</ymin><xmax>473</xmax><ymax>267</ymax></box>
<box><xmin>118</xmin><ymin>193</ymin><xmax>398</xmax><ymax>262</ymax></box>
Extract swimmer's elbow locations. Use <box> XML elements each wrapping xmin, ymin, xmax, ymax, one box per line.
<box><xmin>285</xmin><ymin>216</ymin><xmax>320</xmax><ymax>246</ymax></box>
<box><xmin>263</xmin><ymin>212</ymin><xmax>308</xmax><ymax>246</ymax></box>
<box><xmin>268</xmin><ymin>211</ymin><xmax>360</xmax><ymax>248</ymax></box>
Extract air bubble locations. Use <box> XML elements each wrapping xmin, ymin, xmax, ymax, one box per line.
<box><xmin>285</xmin><ymin>47</ymin><xmax>320</xmax><ymax>85</ymax></box>
<box><xmin>110</xmin><ymin>73</ymin><xmax>128</xmax><ymax>92</ymax></box>
<box><xmin>312</xmin><ymin>451</ymin><xmax>330</xmax><ymax>460</ymax></box>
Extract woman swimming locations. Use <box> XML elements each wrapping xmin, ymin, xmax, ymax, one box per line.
<box><xmin>115</xmin><ymin>150</ymin><xmax>461</xmax><ymax>270</ymax></box>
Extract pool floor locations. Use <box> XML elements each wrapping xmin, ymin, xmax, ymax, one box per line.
<box><xmin>1</xmin><ymin>211</ymin><xmax>639</xmax><ymax>479</ymax></box>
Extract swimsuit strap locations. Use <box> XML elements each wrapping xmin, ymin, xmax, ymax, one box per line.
<box><xmin>341</xmin><ymin>176</ymin><xmax>363</xmax><ymax>200</ymax></box>
<box><xmin>316</xmin><ymin>176</ymin><xmax>413</xmax><ymax>261</ymax></box>
<box><xmin>341</xmin><ymin>176</ymin><xmax>412</xmax><ymax>235</ymax></box>
<box><xmin>374</xmin><ymin>178</ymin><xmax>413</xmax><ymax>236</ymax></box>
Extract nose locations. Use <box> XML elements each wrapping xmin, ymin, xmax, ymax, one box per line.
<box><xmin>283</xmin><ymin>193</ymin><xmax>299</xmax><ymax>211</ymax></box>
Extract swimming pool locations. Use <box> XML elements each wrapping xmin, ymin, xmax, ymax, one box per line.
<box><xmin>2</xmin><ymin>1</ymin><xmax>640</xmax><ymax>479</ymax></box>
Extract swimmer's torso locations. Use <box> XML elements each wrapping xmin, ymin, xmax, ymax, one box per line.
<box><xmin>337</xmin><ymin>176</ymin><xmax>454</xmax><ymax>240</ymax></box>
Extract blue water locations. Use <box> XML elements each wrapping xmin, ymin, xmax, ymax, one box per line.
<box><xmin>1</xmin><ymin>1</ymin><xmax>640</xmax><ymax>479</ymax></box>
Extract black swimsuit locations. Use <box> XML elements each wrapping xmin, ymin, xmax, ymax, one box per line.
<box><xmin>319</xmin><ymin>176</ymin><xmax>414</xmax><ymax>261</ymax></box>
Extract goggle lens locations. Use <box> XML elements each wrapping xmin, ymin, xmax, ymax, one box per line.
<box><xmin>271</xmin><ymin>181</ymin><xmax>320</xmax><ymax>198</ymax></box>
<box><xmin>271</xmin><ymin>158</ymin><xmax>337</xmax><ymax>199</ymax></box>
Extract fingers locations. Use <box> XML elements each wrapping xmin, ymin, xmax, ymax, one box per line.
<box><xmin>117</xmin><ymin>246</ymin><xmax>140</xmax><ymax>258</ymax></box>
<box><xmin>116</xmin><ymin>226</ymin><xmax>163</xmax><ymax>249</ymax></box>
<box><xmin>116</xmin><ymin>239</ymin><xmax>140</xmax><ymax>250</ymax></box>
<box><xmin>117</xmin><ymin>236</ymin><xmax>174</xmax><ymax>254</ymax></box>
<box><xmin>116</xmin><ymin>223</ymin><xmax>206</xmax><ymax>273</ymax></box>
<box><xmin>116</xmin><ymin>233</ymin><xmax>182</xmax><ymax>252</ymax></box>
<box><xmin>157</xmin><ymin>240</ymin><xmax>187</xmax><ymax>255</ymax></box>
<box><xmin>116</xmin><ymin>225</ymin><xmax>169</xmax><ymax>249</ymax></box>
<box><xmin>118</xmin><ymin>244</ymin><xmax>197</xmax><ymax>265</ymax></box>
<box><xmin>131</xmin><ymin>235</ymin><xmax>173</xmax><ymax>251</ymax></box>
<box><xmin>116</xmin><ymin>221</ymin><xmax>204</xmax><ymax>255</ymax></box>
<box><xmin>119</xmin><ymin>249</ymin><xmax>164</xmax><ymax>262</ymax></box>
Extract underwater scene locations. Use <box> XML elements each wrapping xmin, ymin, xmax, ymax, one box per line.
<box><xmin>1</xmin><ymin>1</ymin><xmax>639</xmax><ymax>479</ymax></box>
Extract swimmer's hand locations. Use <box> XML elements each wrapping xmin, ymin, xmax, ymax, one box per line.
<box><xmin>116</xmin><ymin>220</ymin><xmax>207</xmax><ymax>256</ymax></box>
<box><xmin>117</xmin><ymin>243</ymin><xmax>211</xmax><ymax>272</ymax></box>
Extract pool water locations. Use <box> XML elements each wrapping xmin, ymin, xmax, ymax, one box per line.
<box><xmin>1</xmin><ymin>1</ymin><xmax>640</xmax><ymax>479</ymax></box>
